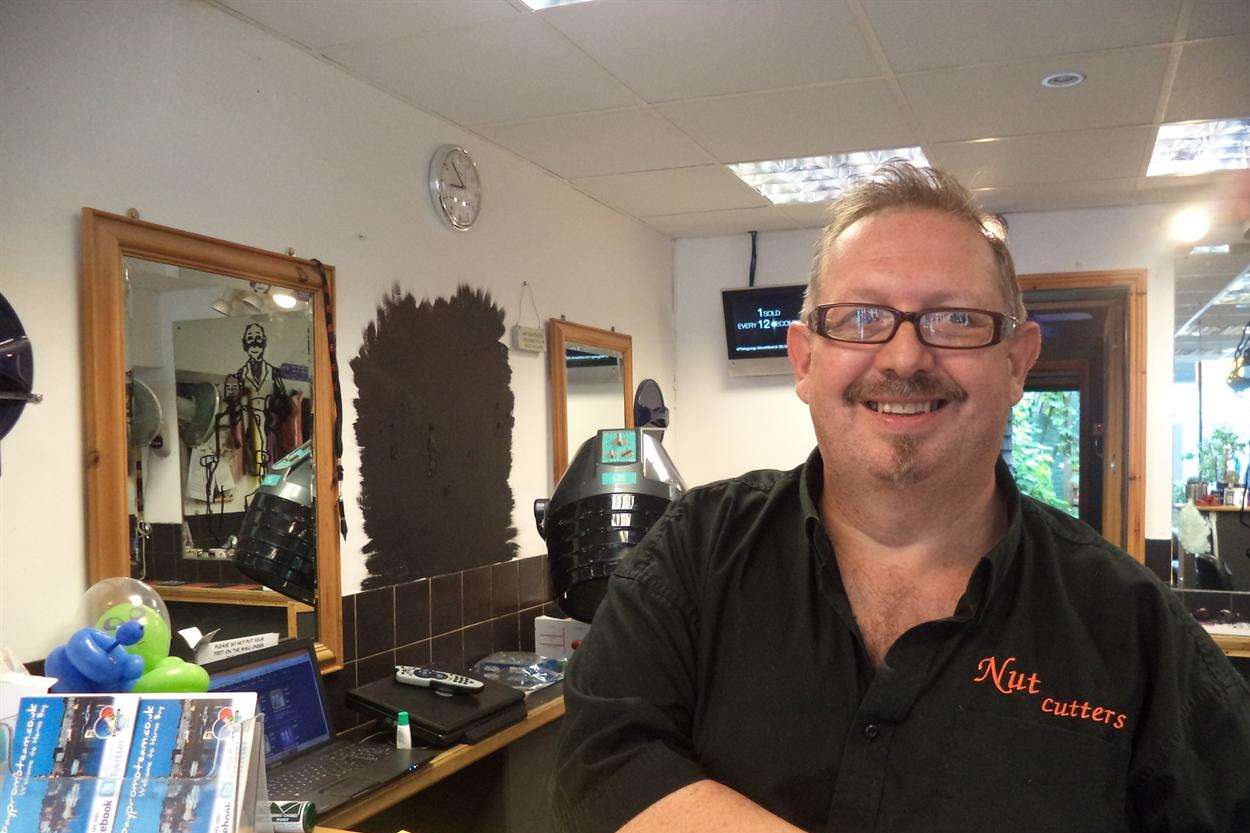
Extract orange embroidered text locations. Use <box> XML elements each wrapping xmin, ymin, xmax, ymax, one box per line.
<box><xmin>973</xmin><ymin>656</ymin><xmax>1042</xmax><ymax>695</ymax></box>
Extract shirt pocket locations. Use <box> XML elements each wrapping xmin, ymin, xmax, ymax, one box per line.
<box><xmin>937</xmin><ymin>708</ymin><xmax>1127</xmax><ymax>833</ymax></box>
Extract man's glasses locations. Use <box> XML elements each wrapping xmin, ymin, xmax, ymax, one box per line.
<box><xmin>808</xmin><ymin>303</ymin><xmax>1019</xmax><ymax>349</ymax></box>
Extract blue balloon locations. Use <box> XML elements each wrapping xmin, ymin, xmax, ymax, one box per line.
<box><xmin>46</xmin><ymin>627</ymin><xmax>146</xmax><ymax>693</ymax></box>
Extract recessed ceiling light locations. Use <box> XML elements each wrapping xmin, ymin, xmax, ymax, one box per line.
<box><xmin>1041</xmin><ymin>71</ymin><xmax>1085</xmax><ymax>89</ymax></box>
<box><xmin>1148</xmin><ymin>118</ymin><xmax>1250</xmax><ymax>177</ymax></box>
<box><xmin>1169</xmin><ymin>206</ymin><xmax>1212</xmax><ymax>243</ymax></box>
<box><xmin>728</xmin><ymin>147</ymin><xmax>930</xmax><ymax>205</ymax></box>
<box><xmin>519</xmin><ymin>0</ymin><xmax>593</xmax><ymax>9</ymax></box>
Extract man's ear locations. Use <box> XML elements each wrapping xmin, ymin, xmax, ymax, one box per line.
<box><xmin>1006</xmin><ymin>320</ymin><xmax>1042</xmax><ymax>404</ymax></box>
<box><xmin>788</xmin><ymin>322</ymin><xmax>814</xmax><ymax>404</ymax></box>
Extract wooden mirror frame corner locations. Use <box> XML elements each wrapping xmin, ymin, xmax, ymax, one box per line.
<box><xmin>547</xmin><ymin>318</ymin><xmax>633</xmax><ymax>485</ymax></box>
<box><xmin>81</xmin><ymin>208</ymin><xmax>343</xmax><ymax>672</ymax></box>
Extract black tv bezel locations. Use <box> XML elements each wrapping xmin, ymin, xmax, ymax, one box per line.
<box><xmin>720</xmin><ymin>284</ymin><xmax>806</xmax><ymax>361</ymax></box>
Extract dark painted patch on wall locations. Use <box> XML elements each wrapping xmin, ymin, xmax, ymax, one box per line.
<box><xmin>353</xmin><ymin>285</ymin><xmax>517</xmax><ymax>587</ymax></box>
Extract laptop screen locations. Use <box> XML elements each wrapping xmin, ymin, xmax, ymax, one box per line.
<box><xmin>208</xmin><ymin>645</ymin><xmax>332</xmax><ymax>765</ymax></box>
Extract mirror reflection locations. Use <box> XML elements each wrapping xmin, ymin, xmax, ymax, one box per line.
<box><xmin>564</xmin><ymin>342</ymin><xmax>626</xmax><ymax>463</ymax></box>
<box><xmin>1171</xmin><ymin>236</ymin><xmax>1250</xmax><ymax>594</ymax></box>
<box><xmin>122</xmin><ymin>255</ymin><xmax>317</xmax><ymax>640</ymax></box>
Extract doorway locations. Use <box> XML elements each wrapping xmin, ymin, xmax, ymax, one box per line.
<box><xmin>1009</xmin><ymin>271</ymin><xmax>1146</xmax><ymax>558</ymax></box>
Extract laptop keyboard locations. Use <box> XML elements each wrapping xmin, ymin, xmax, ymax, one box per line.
<box><xmin>267</xmin><ymin>740</ymin><xmax>396</xmax><ymax>796</ymax></box>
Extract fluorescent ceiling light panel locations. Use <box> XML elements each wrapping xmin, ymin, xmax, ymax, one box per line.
<box><xmin>519</xmin><ymin>0</ymin><xmax>594</xmax><ymax>9</ymax></box>
<box><xmin>1147</xmin><ymin>118</ymin><xmax>1250</xmax><ymax>177</ymax></box>
<box><xmin>729</xmin><ymin>148</ymin><xmax>929</xmax><ymax>205</ymax></box>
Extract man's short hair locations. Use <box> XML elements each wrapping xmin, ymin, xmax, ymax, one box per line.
<box><xmin>803</xmin><ymin>163</ymin><xmax>1025</xmax><ymax>325</ymax></box>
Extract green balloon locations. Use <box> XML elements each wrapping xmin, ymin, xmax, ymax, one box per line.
<box><xmin>131</xmin><ymin>656</ymin><xmax>209</xmax><ymax>693</ymax></box>
<box><xmin>97</xmin><ymin>603</ymin><xmax>172</xmax><ymax>673</ymax></box>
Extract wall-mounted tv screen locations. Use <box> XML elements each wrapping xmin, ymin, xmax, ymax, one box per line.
<box><xmin>721</xmin><ymin>284</ymin><xmax>806</xmax><ymax>362</ymax></box>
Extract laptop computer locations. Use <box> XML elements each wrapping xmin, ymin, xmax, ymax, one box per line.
<box><xmin>204</xmin><ymin>638</ymin><xmax>438</xmax><ymax>816</ymax></box>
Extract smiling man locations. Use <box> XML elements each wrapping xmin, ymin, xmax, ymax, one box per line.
<box><xmin>553</xmin><ymin>165</ymin><xmax>1250</xmax><ymax>833</ymax></box>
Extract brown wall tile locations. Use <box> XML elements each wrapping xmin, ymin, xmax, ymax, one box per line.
<box><xmin>491</xmin><ymin>614</ymin><xmax>519</xmax><ymax>654</ymax></box>
<box><xmin>431</xmin><ymin>631</ymin><xmax>463</xmax><ymax>671</ymax></box>
<box><xmin>492</xmin><ymin>560</ymin><xmax>519</xmax><ymax>616</ymax></box>
<box><xmin>355</xmin><ymin>586</ymin><xmax>396</xmax><ymax>657</ymax></box>
<box><xmin>518</xmin><ymin>556</ymin><xmax>547</xmax><ymax>610</ymax></box>
<box><xmin>356</xmin><ymin>648</ymin><xmax>397</xmax><ymax>687</ymax></box>
<box><xmin>463</xmin><ymin>565</ymin><xmax>493</xmax><ymax>626</ymax></box>
<box><xmin>395</xmin><ymin>578</ymin><xmax>430</xmax><ymax>645</ymax></box>
<box><xmin>396</xmin><ymin>640</ymin><xmax>431</xmax><ymax>669</ymax></box>
<box><xmin>431</xmin><ymin>573</ymin><xmax>462</xmax><ymax>637</ymax></box>
<box><xmin>463</xmin><ymin>621</ymin><xmax>493</xmax><ymax>669</ymax></box>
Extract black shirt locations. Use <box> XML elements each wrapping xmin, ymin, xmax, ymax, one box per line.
<box><xmin>553</xmin><ymin>451</ymin><xmax>1250</xmax><ymax>833</ymax></box>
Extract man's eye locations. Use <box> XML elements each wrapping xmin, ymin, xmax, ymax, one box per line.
<box><xmin>933</xmin><ymin>311</ymin><xmax>975</xmax><ymax>328</ymax></box>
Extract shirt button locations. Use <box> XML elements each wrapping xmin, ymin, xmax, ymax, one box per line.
<box><xmin>863</xmin><ymin>723</ymin><xmax>880</xmax><ymax>740</ymax></box>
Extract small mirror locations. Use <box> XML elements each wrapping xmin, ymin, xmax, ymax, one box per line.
<box><xmin>548</xmin><ymin>320</ymin><xmax>633</xmax><ymax>484</ymax></box>
<box><xmin>83</xmin><ymin>209</ymin><xmax>343</xmax><ymax>671</ymax></box>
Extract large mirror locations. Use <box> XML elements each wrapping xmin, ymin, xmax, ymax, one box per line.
<box><xmin>1170</xmin><ymin>224</ymin><xmax>1250</xmax><ymax>600</ymax></box>
<box><xmin>548</xmin><ymin>319</ymin><xmax>633</xmax><ymax>484</ymax></box>
<box><xmin>82</xmin><ymin>209</ymin><xmax>343</xmax><ymax>671</ymax></box>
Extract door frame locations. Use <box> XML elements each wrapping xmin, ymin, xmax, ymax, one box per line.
<box><xmin>1018</xmin><ymin>270</ymin><xmax>1147</xmax><ymax>561</ymax></box>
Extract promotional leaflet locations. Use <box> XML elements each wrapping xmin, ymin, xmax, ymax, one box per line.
<box><xmin>1</xmin><ymin>693</ymin><xmax>257</xmax><ymax>833</ymax></box>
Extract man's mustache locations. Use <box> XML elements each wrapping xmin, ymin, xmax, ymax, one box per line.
<box><xmin>843</xmin><ymin>372</ymin><xmax>968</xmax><ymax>405</ymax></box>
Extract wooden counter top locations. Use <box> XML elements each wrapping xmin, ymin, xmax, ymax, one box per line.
<box><xmin>316</xmin><ymin>694</ymin><xmax>566</xmax><ymax>830</ymax></box>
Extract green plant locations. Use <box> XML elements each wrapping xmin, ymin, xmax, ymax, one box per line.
<box><xmin>1011</xmin><ymin>391</ymin><xmax>1080</xmax><ymax>516</ymax></box>
<box><xmin>1197</xmin><ymin>427</ymin><xmax>1243</xmax><ymax>484</ymax></box>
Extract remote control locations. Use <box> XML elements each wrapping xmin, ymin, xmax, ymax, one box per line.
<box><xmin>394</xmin><ymin>665</ymin><xmax>484</xmax><ymax>696</ymax></box>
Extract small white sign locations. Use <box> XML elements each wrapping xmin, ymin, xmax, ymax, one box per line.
<box><xmin>199</xmin><ymin>632</ymin><xmax>280</xmax><ymax>664</ymax></box>
<box><xmin>511</xmin><ymin>324</ymin><xmax>546</xmax><ymax>353</ymax></box>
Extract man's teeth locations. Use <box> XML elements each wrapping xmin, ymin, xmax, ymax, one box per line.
<box><xmin>867</xmin><ymin>401</ymin><xmax>940</xmax><ymax>414</ymax></box>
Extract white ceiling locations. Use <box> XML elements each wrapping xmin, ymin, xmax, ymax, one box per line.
<box><xmin>216</xmin><ymin>0</ymin><xmax>1250</xmax><ymax>238</ymax></box>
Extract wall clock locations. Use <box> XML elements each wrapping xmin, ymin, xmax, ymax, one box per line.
<box><xmin>429</xmin><ymin>145</ymin><xmax>482</xmax><ymax>231</ymax></box>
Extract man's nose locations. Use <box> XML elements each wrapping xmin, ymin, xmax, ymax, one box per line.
<box><xmin>871</xmin><ymin>318</ymin><xmax>936</xmax><ymax>377</ymax></box>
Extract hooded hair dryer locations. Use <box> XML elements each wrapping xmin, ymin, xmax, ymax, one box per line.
<box><xmin>535</xmin><ymin>427</ymin><xmax>685</xmax><ymax>623</ymax></box>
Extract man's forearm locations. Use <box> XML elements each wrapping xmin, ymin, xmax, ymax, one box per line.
<box><xmin>618</xmin><ymin>779</ymin><xmax>804</xmax><ymax>833</ymax></box>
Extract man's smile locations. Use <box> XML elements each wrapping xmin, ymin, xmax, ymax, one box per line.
<box><xmin>863</xmin><ymin>399</ymin><xmax>949</xmax><ymax>415</ymax></box>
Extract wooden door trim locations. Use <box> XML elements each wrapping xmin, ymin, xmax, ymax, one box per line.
<box><xmin>1018</xmin><ymin>270</ymin><xmax>1146</xmax><ymax>561</ymax></box>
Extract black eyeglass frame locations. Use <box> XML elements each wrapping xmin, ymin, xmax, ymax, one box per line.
<box><xmin>808</xmin><ymin>303</ymin><xmax>1020</xmax><ymax>349</ymax></box>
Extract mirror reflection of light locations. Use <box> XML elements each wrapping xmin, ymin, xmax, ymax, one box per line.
<box><xmin>272</xmin><ymin>292</ymin><xmax>298</xmax><ymax>310</ymax></box>
<box><xmin>1169</xmin><ymin>207</ymin><xmax>1211</xmax><ymax>244</ymax></box>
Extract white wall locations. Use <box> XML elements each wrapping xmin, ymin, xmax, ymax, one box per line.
<box><xmin>673</xmin><ymin>205</ymin><xmax>1179</xmax><ymax>539</ymax></box>
<box><xmin>0</xmin><ymin>0</ymin><xmax>675</xmax><ymax>663</ymax></box>
<box><xmin>672</xmin><ymin>231</ymin><xmax>817</xmax><ymax>488</ymax></box>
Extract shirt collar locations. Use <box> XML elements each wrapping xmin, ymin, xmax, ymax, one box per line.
<box><xmin>799</xmin><ymin>449</ymin><xmax>1024</xmax><ymax>617</ymax></box>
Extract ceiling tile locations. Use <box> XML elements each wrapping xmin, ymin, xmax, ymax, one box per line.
<box><xmin>324</xmin><ymin>17</ymin><xmax>638</xmax><ymax>125</ymax></box>
<box><xmin>861</xmin><ymin>0</ymin><xmax>1180</xmax><ymax>74</ymax></box>
<box><xmin>658</xmin><ymin>80</ymin><xmax>915</xmax><ymax>164</ymax></box>
<box><xmin>930</xmin><ymin>126</ymin><xmax>1153</xmax><ymax>190</ymax></box>
<box><xmin>221</xmin><ymin>0</ymin><xmax>520</xmax><ymax>50</ymax></box>
<box><xmin>974</xmin><ymin>178</ymin><xmax>1141</xmax><ymax>214</ymax></box>
<box><xmin>542</xmin><ymin>0</ymin><xmax>877</xmax><ymax>103</ymax></box>
<box><xmin>644</xmin><ymin>206</ymin><xmax>799</xmax><ymax>238</ymax></box>
<box><xmin>1164</xmin><ymin>36</ymin><xmax>1250</xmax><ymax>122</ymax></box>
<box><xmin>1187</xmin><ymin>0</ymin><xmax>1250</xmax><ymax>39</ymax></box>
<box><xmin>475</xmin><ymin>108</ymin><xmax>711</xmax><ymax>177</ymax></box>
<box><xmin>780</xmin><ymin>201</ymin><xmax>834</xmax><ymax>229</ymax></box>
<box><xmin>900</xmin><ymin>47</ymin><xmax>1169</xmax><ymax>143</ymax></box>
<box><xmin>571</xmin><ymin>166</ymin><xmax>769</xmax><ymax>217</ymax></box>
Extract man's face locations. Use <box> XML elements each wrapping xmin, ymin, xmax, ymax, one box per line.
<box><xmin>787</xmin><ymin>208</ymin><xmax>1040</xmax><ymax>488</ymax></box>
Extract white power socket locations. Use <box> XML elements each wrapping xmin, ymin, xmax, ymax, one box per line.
<box><xmin>511</xmin><ymin>324</ymin><xmax>545</xmax><ymax>353</ymax></box>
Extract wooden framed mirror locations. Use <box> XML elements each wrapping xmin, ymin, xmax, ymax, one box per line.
<box><xmin>548</xmin><ymin>319</ymin><xmax>633</xmax><ymax>484</ymax></box>
<box><xmin>81</xmin><ymin>209</ymin><xmax>343</xmax><ymax>672</ymax></box>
